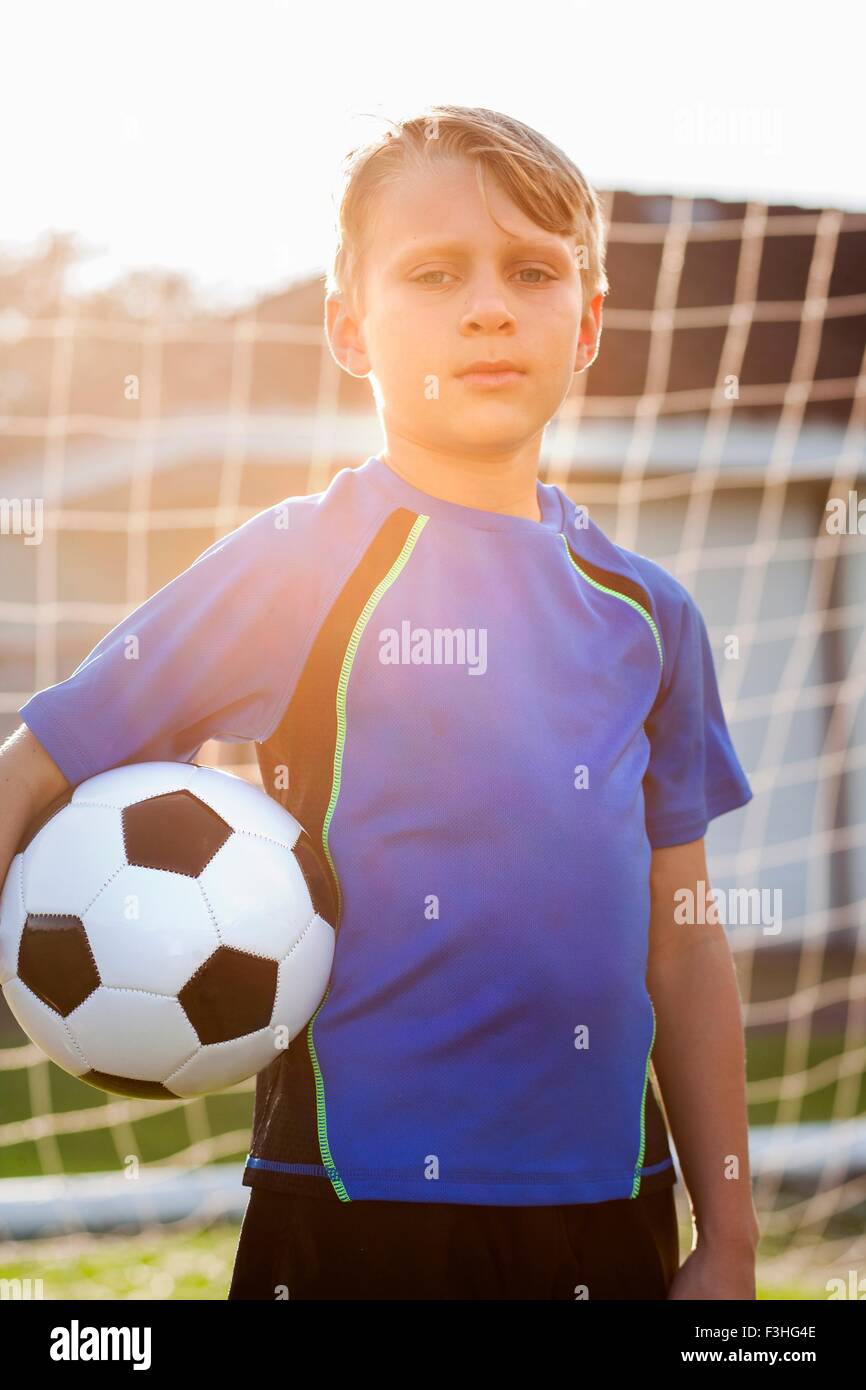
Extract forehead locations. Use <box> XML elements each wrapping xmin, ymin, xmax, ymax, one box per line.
<box><xmin>367</xmin><ymin>157</ymin><xmax>574</xmax><ymax>270</ymax></box>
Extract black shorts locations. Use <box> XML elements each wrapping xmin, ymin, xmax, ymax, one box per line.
<box><xmin>227</xmin><ymin>1184</ymin><xmax>680</xmax><ymax>1301</ymax></box>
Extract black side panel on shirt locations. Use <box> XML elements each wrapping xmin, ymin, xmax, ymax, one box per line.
<box><xmin>562</xmin><ymin>538</ymin><xmax>657</xmax><ymax>623</ymax></box>
<box><xmin>247</xmin><ymin>506</ymin><xmax>420</xmax><ymax>1201</ymax></box>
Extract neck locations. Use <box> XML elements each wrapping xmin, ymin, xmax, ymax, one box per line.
<box><xmin>378</xmin><ymin>439</ymin><xmax>543</xmax><ymax>522</ymax></box>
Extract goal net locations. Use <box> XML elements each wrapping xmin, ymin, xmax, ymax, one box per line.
<box><xmin>1</xmin><ymin>189</ymin><xmax>865</xmax><ymax>1294</ymax></box>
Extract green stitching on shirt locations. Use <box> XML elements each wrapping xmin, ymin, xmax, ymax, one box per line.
<box><xmin>310</xmin><ymin>512</ymin><xmax>430</xmax><ymax>1201</ymax></box>
<box><xmin>561</xmin><ymin>533</ymin><xmax>664</xmax><ymax>1196</ymax></box>
<box><xmin>560</xmin><ymin>534</ymin><xmax>663</xmax><ymax>671</ymax></box>
<box><xmin>322</xmin><ymin>512</ymin><xmax>430</xmax><ymax>913</ymax></box>
<box><xmin>304</xmin><ymin>984</ymin><xmax>349</xmax><ymax>1198</ymax></box>
<box><xmin>631</xmin><ymin>1001</ymin><xmax>657</xmax><ymax>1198</ymax></box>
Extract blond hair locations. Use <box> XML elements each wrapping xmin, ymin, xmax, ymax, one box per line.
<box><xmin>326</xmin><ymin>104</ymin><xmax>609</xmax><ymax>320</ymax></box>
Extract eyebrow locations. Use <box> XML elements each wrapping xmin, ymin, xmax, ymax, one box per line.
<box><xmin>388</xmin><ymin>237</ymin><xmax>574</xmax><ymax>270</ymax></box>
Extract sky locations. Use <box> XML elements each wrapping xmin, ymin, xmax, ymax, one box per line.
<box><xmin>4</xmin><ymin>0</ymin><xmax>865</xmax><ymax>311</ymax></box>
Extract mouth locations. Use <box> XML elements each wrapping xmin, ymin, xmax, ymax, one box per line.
<box><xmin>455</xmin><ymin>363</ymin><xmax>527</xmax><ymax>388</ymax></box>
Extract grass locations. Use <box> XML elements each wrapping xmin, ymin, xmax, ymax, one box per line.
<box><xmin>0</xmin><ymin>1222</ymin><xmax>825</xmax><ymax>1301</ymax></box>
<box><xmin>0</xmin><ymin>1036</ymin><xmax>255</xmax><ymax>1178</ymax></box>
<box><xmin>744</xmin><ymin>1032</ymin><xmax>866</xmax><ymax>1127</ymax></box>
<box><xmin>0</xmin><ymin>1225</ymin><xmax>241</xmax><ymax>1300</ymax></box>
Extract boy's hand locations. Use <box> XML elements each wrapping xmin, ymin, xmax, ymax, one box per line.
<box><xmin>667</xmin><ymin>1242</ymin><xmax>757</xmax><ymax>1300</ymax></box>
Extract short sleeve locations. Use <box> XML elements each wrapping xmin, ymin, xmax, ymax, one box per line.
<box><xmin>18</xmin><ymin>506</ymin><xmax>303</xmax><ymax>788</ymax></box>
<box><xmin>642</xmin><ymin>585</ymin><xmax>753</xmax><ymax>849</ymax></box>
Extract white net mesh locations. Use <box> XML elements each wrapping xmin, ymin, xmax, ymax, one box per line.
<box><xmin>1</xmin><ymin>192</ymin><xmax>865</xmax><ymax>1292</ymax></box>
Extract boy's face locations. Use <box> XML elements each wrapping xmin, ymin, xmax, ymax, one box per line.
<box><xmin>327</xmin><ymin>156</ymin><xmax>603</xmax><ymax>459</ymax></box>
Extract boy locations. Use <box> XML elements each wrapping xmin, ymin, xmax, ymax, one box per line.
<box><xmin>2</xmin><ymin>105</ymin><xmax>759</xmax><ymax>1300</ymax></box>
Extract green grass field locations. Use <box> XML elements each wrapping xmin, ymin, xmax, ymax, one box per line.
<box><xmin>0</xmin><ymin>1222</ymin><xmax>825</xmax><ymax>1300</ymax></box>
<box><xmin>0</xmin><ymin>1040</ymin><xmax>255</xmax><ymax>1178</ymax></box>
<box><xmin>0</xmin><ymin>1226</ymin><xmax>239</xmax><ymax>1299</ymax></box>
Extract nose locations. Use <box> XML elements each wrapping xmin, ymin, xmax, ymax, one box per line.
<box><xmin>459</xmin><ymin>292</ymin><xmax>516</xmax><ymax>334</ymax></box>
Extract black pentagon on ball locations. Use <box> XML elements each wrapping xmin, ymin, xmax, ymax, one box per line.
<box><xmin>80</xmin><ymin>1070</ymin><xmax>179</xmax><ymax>1099</ymax></box>
<box><xmin>178</xmin><ymin>945</ymin><xmax>278</xmax><ymax>1045</ymax></box>
<box><xmin>19</xmin><ymin>913</ymin><xmax>100</xmax><ymax>1016</ymax></box>
<box><xmin>122</xmin><ymin>789</ymin><xmax>232</xmax><ymax>876</ymax></box>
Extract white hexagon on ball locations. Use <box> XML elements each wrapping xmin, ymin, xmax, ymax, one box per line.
<box><xmin>199</xmin><ymin>832</ymin><xmax>315</xmax><ymax>960</ymax></box>
<box><xmin>83</xmin><ymin>864</ymin><xmax>219</xmax><ymax>996</ymax></box>
<box><xmin>21</xmin><ymin>803</ymin><xmax>126</xmax><ymax>917</ymax></box>
<box><xmin>68</xmin><ymin>988</ymin><xmax>200</xmax><ymax>1083</ymax></box>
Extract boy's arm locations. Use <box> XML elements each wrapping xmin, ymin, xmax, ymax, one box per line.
<box><xmin>646</xmin><ymin>836</ymin><xmax>760</xmax><ymax>1259</ymax></box>
<box><xmin>0</xmin><ymin>724</ymin><xmax>70</xmax><ymax>891</ymax></box>
<box><xmin>14</xmin><ymin>502</ymin><xmax>311</xmax><ymax>794</ymax></box>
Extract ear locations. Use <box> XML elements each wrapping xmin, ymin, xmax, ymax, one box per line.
<box><xmin>574</xmin><ymin>291</ymin><xmax>605</xmax><ymax>375</ymax></box>
<box><xmin>325</xmin><ymin>292</ymin><xmax>371</xmax><ymax>378</ymax></box>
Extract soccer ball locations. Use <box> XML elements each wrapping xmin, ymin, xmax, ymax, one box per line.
<box><xmin>0</xmin><ymin>762</ymin><xmax>335</xmax><ymax>1098</ymax></box>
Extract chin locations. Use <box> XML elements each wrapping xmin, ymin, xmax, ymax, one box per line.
<box><xmin>443</xmin><ymin>432</ymin><xmax>532</xmax><ymax>456</ymax></box>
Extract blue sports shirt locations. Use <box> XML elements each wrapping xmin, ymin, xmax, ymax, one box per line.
<box><xmin>19</xmin><ymin>454</ymin><xmax>753</xmax><ymax>1205</ymax></box>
